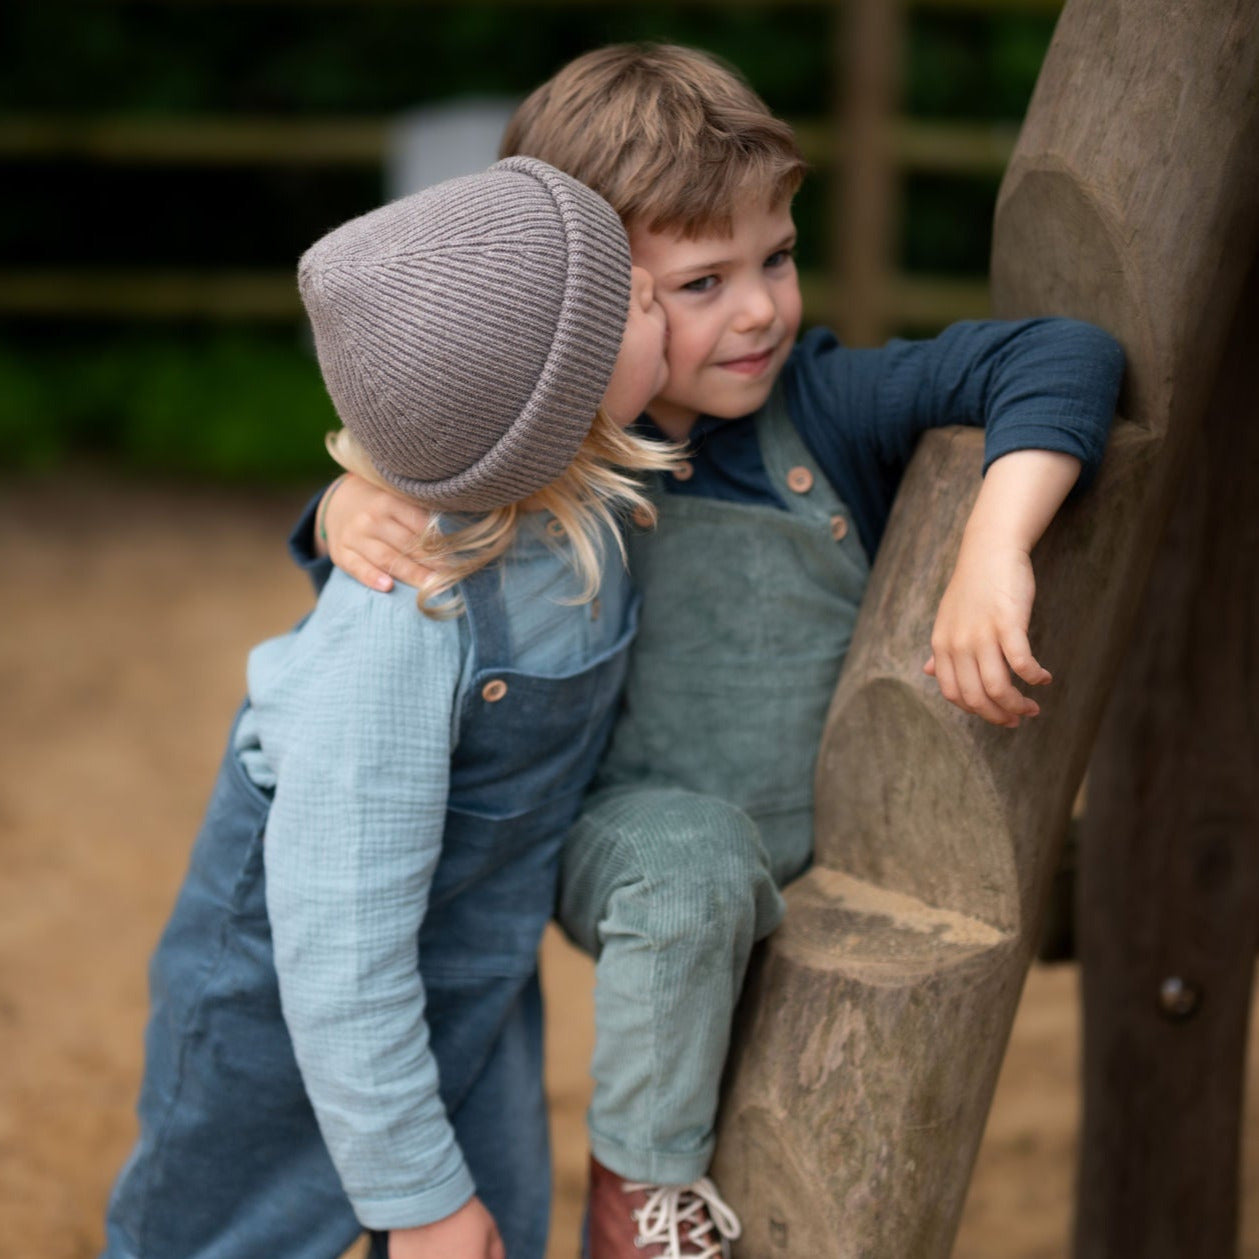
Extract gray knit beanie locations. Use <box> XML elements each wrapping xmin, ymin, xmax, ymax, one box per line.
<box><xmin>298</xmin><ymin>156</ymin><xmax>631</xmax><ymax>511</ymax></box>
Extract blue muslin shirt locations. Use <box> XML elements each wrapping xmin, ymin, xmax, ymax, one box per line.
<box><xmin>233</xmin><ymin>519</ymin><xmax>630</xmax><ymax>1228</ymax></box>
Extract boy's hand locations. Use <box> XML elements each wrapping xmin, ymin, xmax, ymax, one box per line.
<box><xmin>922</xmin><ymin>449</ymin><xmax>1080</xmax><ymax>729</ymax></box>
<box><xmin>317</xmin><ymin>473</ymin><xmax>437</xmax><ymax>592</ymax></box>
<box><xmin>388</xmin><ymin>1196</ymin><xmax>506</xmax><ymax>1259</ymax></box>
<box><xmin>924</xmin><ymin>534</ymin><xmax>1050</xmax><ymax>728</ymax></box>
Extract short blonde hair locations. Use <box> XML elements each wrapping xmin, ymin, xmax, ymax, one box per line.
<box><xmin>327</xmin><ymin>411</ymin><xmax>676</xmax><ymax>618</ymax></box>
<box><xmin>500</xmin><ymin>43</ymin><xmax>807</xmax><ymax>238</ymax></box>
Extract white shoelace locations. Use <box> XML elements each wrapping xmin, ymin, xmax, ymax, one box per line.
<box><xmin>623</xmin><ymin>1176</ymin><xmax>743</xmax><ymax>1258</ymax></box>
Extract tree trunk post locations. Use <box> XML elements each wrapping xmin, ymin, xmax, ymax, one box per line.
<box><xmin>1073</xmin><ymin>257</ymin><xmax>1259</xmax><ymax>1259</ymax></box>
<box><xmin>712</xmin><ymin>4</ymin><xmax>1259</xmax><ymax>1256</ymax></box>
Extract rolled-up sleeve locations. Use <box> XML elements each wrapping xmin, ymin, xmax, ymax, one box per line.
<box><xmin>786</xmin><ymin>318</ymin><xmax>1123</xmax><ymax>558</ymax></box>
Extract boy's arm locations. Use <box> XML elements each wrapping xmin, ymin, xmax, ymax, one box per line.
<box><xmin>869</xmin><ymin>317</ymin><xmax>1121</xmax><ymax>484</ymax></box>
<box><xmin>288</xmin><ymin>476</ymin><xmax>436</xmax><ymax>594</ymax></box>
<box><xmin>254</xmin><ymin>578</ymin><xmax>474</xmax><ymax>1233</ymax></box>
<box><xmin>899</xmin><ymin>321</ymin><xmax>1121</xmax><ymax>726</ymax></box>
<box><xmin>925</xmin><ymin>449</ymin><xmax>1080</xmax><ymax>727</ymax></box>
<box><xmin>789</xmin><ymin>318</ymin><xmax>1122</xmax><ymax>559</ymax></box>
<box><xmin>790</xmin><ymin>317</ymin><xmax>1123</xmax><ymax>727</ymax></box>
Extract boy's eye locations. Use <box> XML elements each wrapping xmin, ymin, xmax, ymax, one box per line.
<box><xmin>765</xmin><ymin>248</ymin><xmax>795</xmax><ymax>269</ymax></box>
<box><xmin>680</xmin><ymin>274</ymin><xmax>718</xmax><ymax>293</ymax></box>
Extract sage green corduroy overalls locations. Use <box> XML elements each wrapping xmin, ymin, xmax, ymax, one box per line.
<box><xmin>559</xmin><ymin>387</ymin><xmax>872</xmax><ymax>1184</ymax></box>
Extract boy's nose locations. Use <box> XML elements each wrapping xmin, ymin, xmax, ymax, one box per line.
<box><xmin>734</xmin><ymin>281</ymin><xmax>776</xmax><ymax>331</ymax></box>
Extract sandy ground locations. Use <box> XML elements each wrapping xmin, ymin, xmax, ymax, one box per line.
<box><xmin>3</xmin><ymin>472</ymin><xmax>1257</xmax><ymax>1259</ymax></box>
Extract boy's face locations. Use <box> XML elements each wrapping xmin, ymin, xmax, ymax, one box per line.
<box><xmin>629</xmin><ymin>199</ymin><xmax>802</xmax><ymax>440</ymax></box>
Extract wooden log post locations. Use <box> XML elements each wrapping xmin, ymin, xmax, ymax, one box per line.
<box><xmin>835</xmin><ymin>0</ymin><xmax>904</xmax><ymax>347</ymax></box>
<box><xmin>1073</xmin><ymin>251</ymin><xmax>1259</xmax><ymax>1259</ymax></box>
<box><xmin>711</xmin><ymin>3</ymin><xmax>1259</xmax><ymax>1256</ymax></box>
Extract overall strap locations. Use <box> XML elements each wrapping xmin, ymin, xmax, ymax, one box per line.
<box><xmin>756</xmin><ymin>382</ymin><xmax>845</xmax><ymax>519</ymax></box>
<box><xmin>460</xmin><ymin>562</ymin><xmax>511</xmax><ymax>672</ymax></box>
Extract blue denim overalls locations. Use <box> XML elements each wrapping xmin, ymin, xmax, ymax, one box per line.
<box><xmin>559</xmin><ymin>387</ymin><xmax>872</xmax><ymax>1184</ymax></box>
<box><xmin>103</xmin><ymin>560</ymin><xmax>638</xmax><ymax>1259</ymax></box>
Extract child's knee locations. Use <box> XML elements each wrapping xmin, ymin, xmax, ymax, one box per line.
<box><xmin>597</xmin><ymin>790</ymin><xmax>782</xmax><ymax>945</ymax></box>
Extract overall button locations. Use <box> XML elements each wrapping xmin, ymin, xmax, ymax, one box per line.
<box><xmin>546</xmin><ymin>518</ymin><xmax>566</xmax><ymax>538</ymax></box>
<box><xmin>672</xmin><ymin>460</ymin><xmax>695</xmax><ymax>482</ymax></box>
<box><xmin>632</xmin><ymin>506</ymin><xmax>654</xmax><ymax>528</ymax></box>
<box><xmin>590</xmin><ymin>597</ymin><xmax>602</xmax><ymax>621</ymax></box>
<box><xmin>481</xmin><ymin>679</ymin><xmax>508</xmax><ymax>703</ymax></box>
<box><xmin>829</xmin><ymin>514</ymin><xmax>849</xmax><ymax>541</ymax></box>
<box><xmin>786</xmin><ymin>466</ymin><xmax>814</xmax><ymax>494</ymax></box>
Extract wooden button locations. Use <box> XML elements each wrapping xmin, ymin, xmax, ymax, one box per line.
<box><xmin>829</xmin><ymin>514</ymin><xmax>849</xmax><ymax>541</ymax></box>
<box><xmin>481</xmin><ymin>679</ymin><xmax>508</xmax><ymax>703</ymax></box>
<box><xmin>632</xmin><ymin>506</ymin><xmax>654</xmax><ymax>528</ymax></box>
<box><xmin>590</xmin><ymin>597</ymin><xmax>601</xmax><ymax>622</ymax></box>
<box><xmin>672</xmin><ymin>460</ymin><xmax>695</xmax><ymax>482</ymax></box>
<box><xmin>546</xmin><ymin>518</ymin><xmax>566</xmax><ymax>538</ymax></box>
<box><xmin>786</xmin><ymin>466</ymin><xmax>814</xmax><ymax>494</ymax></box>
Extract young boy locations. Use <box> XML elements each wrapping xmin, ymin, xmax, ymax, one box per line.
<box><xmin>306</xmin><ymin>44</ymin><xmax>1122</xmax><ymax>1259</ymax></box>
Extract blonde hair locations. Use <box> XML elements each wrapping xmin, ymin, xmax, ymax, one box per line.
<box><xmin>500</xmin><ymin>43</ymin><xmax>807</xmax><ymax>239</ymax></box>
<box><xmin>327</xmin><ymin>411</ymin><xmax>677</xmax><ymax>618</ymax></box>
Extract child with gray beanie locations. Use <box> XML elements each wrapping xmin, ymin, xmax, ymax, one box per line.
<box><xmin>100</xmin><ymin>157</ymin><xmax>674</xmax><ymax>1259</ymax></box>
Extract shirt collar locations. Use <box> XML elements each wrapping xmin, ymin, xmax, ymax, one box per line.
<box><xmin>632</xmin><ymin>411</ymin><xmax>739</xmax><ymax>447</ymax></box>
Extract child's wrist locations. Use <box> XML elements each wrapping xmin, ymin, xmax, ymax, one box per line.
<box><xmin>959</xmin><ymin>517</ymin><xmax>1030</xmax><ymax>559</ymax></box>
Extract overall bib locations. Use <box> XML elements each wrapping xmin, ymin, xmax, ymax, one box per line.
<box><xmin>560</xmin><ymin>388</ymin><xmax>871</xmax><ymax>1183</ymax></box>
<box><xmin>104</xmin><ymin>564</ymin><xmax>637</xmax><ymax>1259</ymax></box>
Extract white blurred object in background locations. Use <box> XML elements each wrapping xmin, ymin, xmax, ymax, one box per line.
<box><xmin>386</xmin><ymin>98</ymin><xmax>520</xmax><ymax>198</ymax></box>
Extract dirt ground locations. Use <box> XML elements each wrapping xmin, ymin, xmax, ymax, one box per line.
<box><xmin>4</xmin><ymin>472</ymin><xmax>1258</xmax><ymax>1259</ymax></box>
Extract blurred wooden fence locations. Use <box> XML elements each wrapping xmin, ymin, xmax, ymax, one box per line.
<box><xmin>0</xmin><ymin>0</ymin><xmax>1063</xmax><ymax>344</ymax></box>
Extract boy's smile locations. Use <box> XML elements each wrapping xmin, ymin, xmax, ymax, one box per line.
<box><xmin>630</xmin><ymin>200</ymin><xmax>802</xmax><ymax>441</ymax></box>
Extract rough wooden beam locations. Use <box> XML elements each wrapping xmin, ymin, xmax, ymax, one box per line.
<box><xmin>1074</xmin><ymin>257</ymin><xmax>1259</xmax><ymax>1259</ymax></box>
<box><xmin>1</xmin><ymin>268</ymin><xmax>986</xmax><ymax>328</ymax></box>
<box><xmin>113</xmin><ymin>0</ymin><xmax>1063</xmax><ymax>10</ymax></box>
<box><xmin>713</xmin><ymin>2</ymin><xmax>1259</xmax><ymax>1255</ymax></box>
<box><xmin>0</xmin><ymin>270</ymin><xmax>303</xmax><ymax>320</ymax></box>
<box><xmin>0</xmin><ymin>115</ymin><xmax>387</xmax><ymax>165</ymax></box>
<box><xmin>836</xmin><ymin>0</ymin><xmax>905</xmax><ymax>345</ymax></box>
<box><xmin>4</xmin><ymin>114</ymin><xmax>1017</xmax><ymax>177</ymax></box>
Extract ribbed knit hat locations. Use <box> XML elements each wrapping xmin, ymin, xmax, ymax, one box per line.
<box><xmin>298</xmin><ymin>156</ymin><xmax>631</xmax><ymax>511</ymax></box>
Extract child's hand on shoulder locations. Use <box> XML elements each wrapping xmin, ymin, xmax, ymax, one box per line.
<box><xmin>389</xmin><ymin>1196</ymin><xmax>506</xmax><ymax>1259</ymax></box>
<box><xmin>318</xmin><ymin>473</ymin><xmax>438</xmax><ymax>592</ymax></box>
<box><xmin>924</xmin><ymin>530</ymin><xmax>1050</xmax><ymax>728</ymax></box>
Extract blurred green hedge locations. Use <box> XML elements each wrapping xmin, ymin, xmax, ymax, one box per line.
<box><xmin>2</xmin><ymin>331</ymin><xmax>339</xmax><ymax>481</ymax></box>
<box><xmin>2</xmin><ymin>4</ymin><xmax>1055</xmax><ymax>120</ymax></box>
<box><xmin>2</xmin><ymin>2</ymin><xmax>1057</xmax><ymax>482</ymax></box>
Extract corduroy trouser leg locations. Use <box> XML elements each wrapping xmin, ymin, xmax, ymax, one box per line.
<box><xmin>558</xmin><ymin>785</ymin><xmax>784</xmax><ymax>1185</ymax></box>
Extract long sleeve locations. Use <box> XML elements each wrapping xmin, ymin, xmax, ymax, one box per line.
<box><xmin>249</xmin><ymin>569</ymin><xmax>474</xmax><ymax>1230</ymax></box>
<box><xmin>784</xmin><ymin>318</ymin><xmax>1124</xmax><ymax>558</ymax></box>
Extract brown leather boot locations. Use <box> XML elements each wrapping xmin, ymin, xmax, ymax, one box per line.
<box><xmin>585</xmin><ymin>1155</ymin><xmax>741</xmax><ymax>1259</ymax></box>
